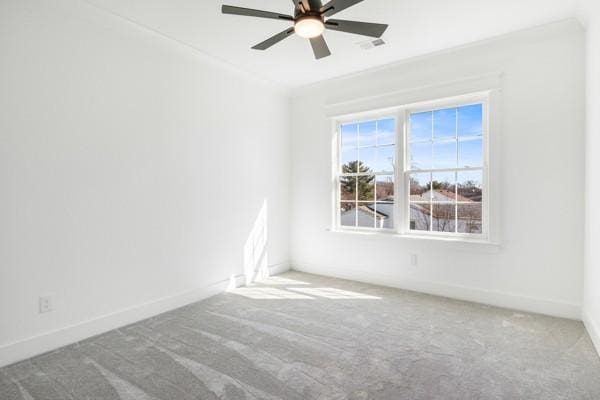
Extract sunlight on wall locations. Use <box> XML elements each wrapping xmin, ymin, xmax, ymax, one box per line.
<box><xmin>244</xmin><ymin>199</ymin><xmax>269</xmax><ymax>285</ymax></box>
<box><xmin>239</xmin><ymin>200</ymin><xmax>383</xmax><ymax>300</ymax></box>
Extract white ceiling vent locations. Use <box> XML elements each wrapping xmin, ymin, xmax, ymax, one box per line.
<box><xmin>357</xmin><ymin>38</ymin><xmax>386</xmax><ymax>50</ymax></box>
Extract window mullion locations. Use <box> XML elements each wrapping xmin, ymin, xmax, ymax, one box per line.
<box><xmin>374</xmin><ymin>135</ymin><xmax>380</xmax><ymax>229</ymax></box>
<box><xmin>396</xmin><ymin>110</ymin><xmax>406</xmax><ymax>234</ymax></box>
<box><xmin>429</xmin><ymin>112</ymin><xmax>434</xmax><ymax>233</ymax></box>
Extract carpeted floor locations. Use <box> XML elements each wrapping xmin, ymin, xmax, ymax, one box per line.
<box><xmin>1</xmin><ymin>271</ymin><xmax>599</xmax><ymax>399</ymax></box>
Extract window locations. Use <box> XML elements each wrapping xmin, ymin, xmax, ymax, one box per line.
<box><xmin>338</xmin><ymin>118</ymin><xmax>396</xmax><ymax>230</ymax></box>
<box><xmin>334</xmin><ymin>95</ymin><xmax>488</xmax><ymax>240</ymax></box>
<box><xmin>407</xmin><ymin>103</ymin><xmax>485</xmax><ymax>236</ymax></box>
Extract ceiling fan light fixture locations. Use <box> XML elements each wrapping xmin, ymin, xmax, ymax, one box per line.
<box><xmin>294</xmin><ymin>16</ymin><xmax>325</xmax><ymax>39</ymax></box>
<box><xmin>222</xmin><ymin>2</ymin><xmax>390</xmax><ymax>60</ymax></box>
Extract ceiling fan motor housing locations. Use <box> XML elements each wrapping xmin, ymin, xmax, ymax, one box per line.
<box><xmin>294</xmin><ymin>14</ymin><xmax>325</xmax><ymax>39</ymax></box>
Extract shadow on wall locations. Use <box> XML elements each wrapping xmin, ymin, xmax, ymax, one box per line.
<box><xmin>243</xmin><ymin>199</ymin><xmax>269</xmax><ymax>285</ymax></box>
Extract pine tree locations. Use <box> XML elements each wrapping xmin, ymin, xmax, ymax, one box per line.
<box><xmin>340</xmin><ymin>161</ymin><xmax>375</xmax><ymax>201</ymax></box>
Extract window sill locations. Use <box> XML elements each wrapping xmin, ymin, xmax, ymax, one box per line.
<box><xmin>327</xmin><ymin>228</ymin><xmax>502</xmax><ymax>252</ymax></box>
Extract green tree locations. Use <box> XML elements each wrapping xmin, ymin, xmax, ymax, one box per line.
<box><xmin>432</xmin><ymin>180</ymin><xmax>452</xmax><ymax>190</ymax></box>
<box><xmin>340</xmin><ymin>161</ymin><xmax>375</xmax><ymax>201</ymax></box>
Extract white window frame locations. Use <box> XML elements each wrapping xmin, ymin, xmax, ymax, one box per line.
<box><xmin>333</xmin><ymin>92</ymin><xmax>490</xmax><ymax>242</ymax></box>
<box><xmin>334</xmin><ymin>111</ymin><xmax>399</xmax><ymax>234</ymax></box>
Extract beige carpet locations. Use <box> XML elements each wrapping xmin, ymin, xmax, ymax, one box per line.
<box><xmin>1</xmin><ymin>271</ymin><xmax>599</xmax><ymax>399</ymax></box>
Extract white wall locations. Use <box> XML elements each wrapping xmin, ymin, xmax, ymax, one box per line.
<box><xmin>290</xmin><ymin>20</ymin><xmax>585</xmax><ymax>320</ymax></box>
<box><xmin>0</xmin><ymin>0</ymin><xmax>290</xmax><ymax>366</ymax></box>
<box><xmin>579</xmin><ymin>0</ymin><xmax>600</xmax><ymax>354</ymax></box>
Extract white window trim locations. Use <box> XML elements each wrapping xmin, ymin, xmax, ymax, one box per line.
<box><xmin>332</xmin><ymin>91</ymin><xmax>496</xmax><ymax>244</ymax></box>
<box><xmin>333</xmin><ymin>110</ymin><xmax>399</xmax><ymax>234</ymax></box>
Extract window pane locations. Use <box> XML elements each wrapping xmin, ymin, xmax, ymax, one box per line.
<box><xmin>359</xmin><ymin>147</ymin><xmax>376</xmax><ymax>172</ymax></box>
<box><xmin>457</xmin><ymin>170</ymin><xmax>483</xmax><ymax>203</ymax></box>
<box><xmin>410</xmin><ymin>142</ymin><xmax>432</xmax><ymax>170</ymax></box>
<box><xmin>433</xmin><ymin>140</ymin><xmax>457</xmax><ymax>169</ymax></box>
<box><xmin>409</xmin><ymin>172</ymin><xmax>431</xmax><ymax>201</ymax></box>
<box><xmin>341</xmin><ymin>147</ymin><xmax>358</xmax><ymax>172</ymax></box>
<box><xmin>410</xmin><ymin>112</ymin><xmax>432</xmax><ymax>142</ymax></box>
<box><xmin>410</xmin><ymin>203</ymin><xmax>431</xmax><ymax>232</ymax></box>
<box><xmin>376</xmin><ymin>175</ymin><xmax>394</xmax><ymax>202</ymax></box>
<box><xmin>377</xmin><ymin>118</ymin><xmax>396</xmax><ymax>146</ymax></box>
<box><xmin>356</xmin><ymin>203</ymin><xmax>375</xmax><ymax>228</ymax></box>
<box><xmin>458</xmin><ymin>104</ymin><xmax>483</xmax><ymax>137</ymax></box>
<box><xmin>341</xmin><ymin>123</ymin><xmax>358</xmax><ymax>144</ymax></box>
<box><xmin>341</xmin><ymin>123</ymin><xmax>358</xmax><ymax>173</ymax></box>
<box><xmin>434</xmin><ymin>108</ymin><xmax>457</xmax><ymax>140</ymax></box>
<box><xmin>431</xmin><ymin>172</ymin><xmax>456</xmax><ymax>202</ymax></box>
<box><xmin>433</xmin><ymin>204</ymin><xmax>456</xmax><ymax>233</ymax></box>
<box><xmin>341</xmin><ymin>160</ymin><xmax>359</xmax><ymax>174</ymax></box>
<box><xmin>375</xmin><ymin>202</ymin><xmax>394</xmax><ymax>229</ymax></box>
<box><xmin>375</xmin><ymin>145</ymin><xmax>395</xmax><ymax>172</ymax></box>
<box><xmin>340</xmin><ymin>176</ymin><xmax>356</xmax><ymax>201</ymax></box>
<box><xmin>458</xmin><ymin>138</ymin><xmax>483</xmax><ymax>168</ymax></box>
<box><xmin>357</xmin><ymin>175</ymin><xmax>375</xmax><ymax>201</ymax></box>
<box><xmin>340</xmin><ymin>202</ymin><xmax>357</xmax><ymax>227</ymax></box>
<box><xmin>457</xmin><ymin>203</ymin><xmax>482</xmax><ymax>234</ymax></box>
<box><xmin>359</xmin><ymin>121</ymin><xmax>377</xmax><ymax>147</ymax></box>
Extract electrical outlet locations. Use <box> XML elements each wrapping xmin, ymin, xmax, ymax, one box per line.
<box><xmin>410</xmin><ymin>254</ymin><xmax>419</xmax><ymax>267</ymax></box>
<box><xmin>39</xmin><ymin>295</ymin><xmax>53</xmax><ymax>314</ymax></box>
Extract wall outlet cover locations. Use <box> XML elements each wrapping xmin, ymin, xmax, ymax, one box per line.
<box><xmin>410</xmin><ymin>254</ymin><xmax>419</xmax><ymax>266</ymax></box>
<box><xmin>39</xmin><ymin>296</ymin><xmax>53</xmax><ymax>314</ymax></box>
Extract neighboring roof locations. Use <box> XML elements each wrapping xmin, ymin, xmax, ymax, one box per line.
<box><xmin>436</xmin><ymin>189</ymin><xmax>473</xmax><ymax>203</ymax></box>
<box><xmin>411</xmin><ymin>194</ymin><xmax>429</xmax><ymax>202</ymax></box>
<box><xmin>412</xmin><ymin>189</ymin><xmax>479</xmax><ymax>203</ymax></box>
<box><xmin>342</xmin><ymin>189</ymin><xmax>482</xmax><ymax>221</ymax></box>
<box><xmin>364</xmin><ymin>203</ymin><xmax>393</xmax><ymax>219</ymax></box>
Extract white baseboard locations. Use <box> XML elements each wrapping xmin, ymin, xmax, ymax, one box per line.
<box><xmin>583</xmin><ymin>312</ymin><xmax>600</xmax><ymax>357</ymax></box>
<box><xmin>268</xmin><ymin>262</ymin><xmax>291</xmax><ymax>276</ymax></box>
<box><xmin>0</xmin><ymin>276</ymin><xmax>237</xmax><ymax>368</ymax></box>
<box><xmin>292</xmin><ymin>263</ymin><xmax>582</xmax><ymax>320</ymax></box>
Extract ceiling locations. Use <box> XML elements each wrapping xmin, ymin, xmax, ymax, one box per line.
<box><xmin>84</xmin><ymin>0</ymin><xmax>580</xmax><ymax>88</ymax></box>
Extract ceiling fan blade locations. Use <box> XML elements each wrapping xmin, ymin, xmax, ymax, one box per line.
<box><xmin>252</xmin><ymin>28</ymin><xmax>295</xmax><ymax>50</ymax></box>
<box><xmin>320</xmin><ymin>0</ymin><xmax>364</xmax><ymax>17</ymax></box>
<box><xmin>309</xmin><ymin>35</ymin><xmax>332</xmax><ymax>59</ymax></box>
<box><xmin>325</xmin><ymin>19</ymin><xmax>388</xmax><ymax>38</ymax></box>
<box><xmin>222</xmin><ymin>5</ymin><xmax>293</xmax><ymax>21</ymax></box>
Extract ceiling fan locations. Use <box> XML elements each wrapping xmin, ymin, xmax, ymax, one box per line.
<box><xmin>221</xmin><ymin>0</ymin><xmax>388</xmax><ymax>60</ymax></box>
